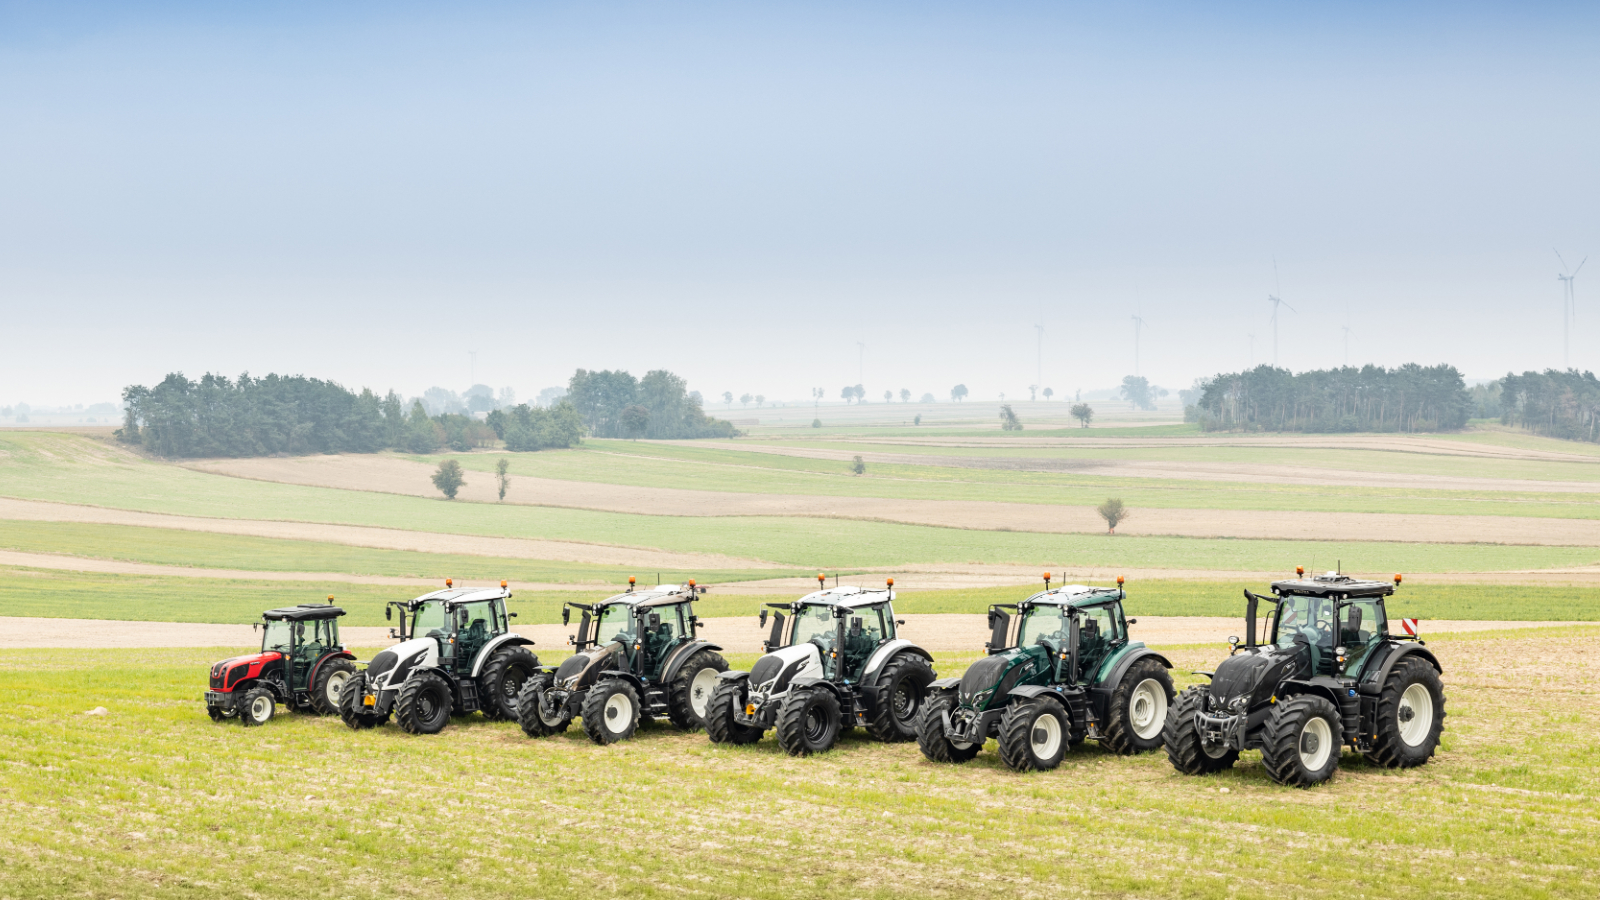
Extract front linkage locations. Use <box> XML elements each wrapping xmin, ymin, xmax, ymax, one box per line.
<box><xmin>918</xmin><ymin>574</ymin><xmax>1174</xmax><ymax>771</ymax></box>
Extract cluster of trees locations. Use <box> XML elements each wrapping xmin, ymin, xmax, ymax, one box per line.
<box><xmin>568</xmin><ymin>369</ymin><xmax>737</xmax><ymax>439</ymax></box>
<box><xmin>1118</xmin><ymin>376</ymin><xmax>1168</xmax><ymax>411</ymax></box>
<box><xmin>1498</xmin><ymin>369</ymin><xmax>1600</xmax><ymax>443</ymax></box>
<box><xmin>999</xmin><ymin>404</ymin><xmax>1023</xmax><ymax>430</ymax></box>
<box><xmin>484</xmin><ymin>402</ymin><xmax>586</xmax><ymax>450</ymax></box>
<box><xmin>1189</xmin><ymin>364</ymin><xmax>1473</xmax><ymax>433</ymax></box>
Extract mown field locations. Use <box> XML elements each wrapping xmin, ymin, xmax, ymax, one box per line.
<box><xmin>1</xmin><ymin>628</ymin><xmax>1596</xmax><ymax>900</ymax></box>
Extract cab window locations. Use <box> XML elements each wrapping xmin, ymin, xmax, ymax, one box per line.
<box><xmin>412</xmin><ymin>601</ymin><xmax>448</xmax><ymax>635</ymax></box>
<box><xmin>1274</xmin><ymin>596</ymin><xmax>1336</xmax><ymax>648</ymax></box>
<box><xmin>1018</xmin><ymin>606</ymin><xmax>1069</xmax><ymax>648</ymax></box>
<box><xmin>456</xmin><ymin>601</ymin><xmax>499</xmax><ymax>641</ymax></box>
<box><xmin>595</xmin><ymin>603</ymin><xmax>637</xmax><ymax>644</ymax></box>
<box><xmin>1340</xmin><ymin>598</ymin><xmax>1386</xmax><ymax>674</ymax></box>
<box><xmin>262</xmin><ymin>620</ymin><xmax>293</xmax><ymax>654</ymax></box>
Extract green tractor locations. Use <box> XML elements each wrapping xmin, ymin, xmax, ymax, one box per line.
<box><xmin>917</xmin><ymin>575</ymin><xmax>1174</xmax><ymax>771</ymax></box>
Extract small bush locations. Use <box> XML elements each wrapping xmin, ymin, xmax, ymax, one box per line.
<box><xmin>432</xmin><ymin>459</ymin><xmax>466</xmax><ymax>500</ymax></box>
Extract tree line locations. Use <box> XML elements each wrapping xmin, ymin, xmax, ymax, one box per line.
<box><xmin>1497</xmin><ymin>369</ymin><xmax>1600</xmax><ymax>443</ymax></box>
<box><xmin>1189</xmin><ymin>364</ymin><xmax>1473</xmax><ymax>433</ymax></box>
<box><xmin>117</xmin><ymin>366</ymin><xmax>731</xmax><ymax>458</ymax></box>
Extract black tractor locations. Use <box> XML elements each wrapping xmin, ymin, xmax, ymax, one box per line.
<box><xmin>340</xmin><ymin>580</ymin><xmax>539</xmax><ymax>734</ymax></box>
<box><xmin>917</xmin><ymin>575</ymin><xmax>1174</xmax><ymax>771</ymax></box>
<box><xmin>516</xmin><ymin>579</ymin><xmax>727</xmax><ymax>744</ymax></box>
<box><xmin>1165</xmin><ymin>569</ymin><xmax>1446</xmax><ymax>787</ymax></box>
<box><xmin>705</xmin><ymin>576</ymin><xmax>936</xmax><ymax>756</ymax></box>
<box><xmin>205</xmin><ymin>600</ymin><xmax>357</xmax><ymax>726</ymax></box>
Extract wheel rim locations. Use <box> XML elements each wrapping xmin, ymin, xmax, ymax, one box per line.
<box><xmin>419</xmin><ymin>691</ymin><xmax>440</xmax><ymax>721</ymax></box>
<box><xmin>1299</xmin><ymin>714</ymin><xmax>1334</xmax><ymax>770</ymax></box>
<box><xmin>250</xmin><ymin>695</ymin><xmax>272</xmax><ymax>721</ymax></box>
<box><xmin>804</xmin><ymin>704</ymin><xmax>829</xmax><ymax>742</ymax></box>
<box><xmin>1129</xmin><ymin>678</ymin><xmax>1166</xmax><ymax>740</ymax></box>
<box><xmin>1398</xmin><ymin>683</ymin><xmax>1434</xmax><ymax>747</ymax></box>
<box><xmin>326</xmin><ymin>671</ymin><xmax>350</xmax><ymax>706</ymax></box>
<box><xmin>1030</xmin><ymin>710</ymin><xmax>1063</xmax><ymax>759</ymax></box>
<box><xmin>503</xmin><ymin>669</ymin><xmax>526</xmax><ymax>702</ymax></box>
<box><xmin>892</xmin><ymin>682</ymin><xmax>918</xmax><ymax>724</ymax></box>
<box><xmin>690</xmin><ymin>667</ymin><xmax>718</xmax><ymax>718</ymax></box>
<box><xmin>604</xmin><ymin>691</ymin><xmax>633</xmax><ymax>733</ymax></box>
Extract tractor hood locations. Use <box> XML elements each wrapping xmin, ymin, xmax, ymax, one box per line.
<box><xmin>555</xmin><ymin>641</ymin><xmax>623</xmax><ymax>690</ymax></box>
<box><xmin>1208</xmin><ymin>645</ymin><xmax>1306</xmax><ymax>713</ymax></box>
<box><xmin>958</xmin><ymin>646</ymin><xmax>1048</xmax><ymax>712</ymax></box>
<box><xmin>208</xmin><ymin>652</ymin><xmax>282</xmax><ymax>690</ymax></box>
<box><xmin>748</xmin><ymin>642</ymin><xmax>822</xmax><ymax>696</ymax></box>
<box><xmin>365</xmin><ymin>637</ymin><xmax>436</xmax><ymax>692</ymax></box>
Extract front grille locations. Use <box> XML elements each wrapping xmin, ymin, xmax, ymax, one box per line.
<box><xmin>366</xmin><ymin>650</ymin><xmax>399</xmax><ymax>680</ymax></box>
<box><xmin>749</xmin><ymin>655</ymin><xmax>782</xmax><ymax>687</ymax></box>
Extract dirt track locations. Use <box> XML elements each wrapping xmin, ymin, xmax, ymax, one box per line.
<box><xmin>1</xmin><ymin>614</ymin><xmax>1579</xmax><ymax>651</ymax></box>
<box><xmin>185</xmin><ymin>454</ymin><xmax>1600</xmax><ymax>547</ymax></box>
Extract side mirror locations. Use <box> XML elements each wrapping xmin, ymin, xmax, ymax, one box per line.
<box><xmin>648</xmin><ymin>613</ymin><xmax>661</xmax><ymax>628</ymax></box>
<box><xmin>508</xmin><ymin>611</ymin><xmax>518</xmax><ymax>618</ymax></box>
<box><xmin>385</xmin><ymin>606</ymin><xmax>392</xmax><ymax>621</ymax></box>
<box><xmin>562</xmin><ymin>607</ymin><xmax>571</xmax><ymax>626</ymax></box>
<box><xmin>759</xmin><ymin>609</ymin><xmax>768</xmax><ymax>627</ymax></box>
<box><xmin>896</xmin><ymin>619</ymin><xmax>905</xmax><ymax>626</ymax></box>
<box><xmin>1126</xmin><ymin>618</ymin><xmax>1137</xmax><ymax>625</ymax></box>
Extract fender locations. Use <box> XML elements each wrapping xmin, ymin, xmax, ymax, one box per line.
<box><xmin>660</xmin><ymin>640</ymin><xmax>726</xmax><ymax>685</ymax></box>
<box><xmin>308</xmin><ymin>650</ymin><xmax>357</xmax><ymax>693</ymax></box>
<box><xmin>594</xmin><ymin>668</ymin><xmax>647</xmax><ymax>695</ymax></box>
<box><xmin>1359</xmin><ymin>642</ymin><xmax>1442</xmax><ymax>696</ymax></box>
<box><xmin>787</xmin><ymin>676</ymin><xmax>847</xmax><ymax>706</ymax></box>
<box><xmin>1279</xmin><ymin>677</ymin><xmax>1343</xmax><ymax>709</ymax></box>
<box><xmin>861</xmin><ymin>639</ymin><xmax>935</xmax><ymax>682</ymax></box>
<box><xmin>927</xmin><ymin>676</ymin><xmax>962</xmax><ymax>692</ymax></box>
<box><xmin>1101</xmin><ymin>645</ymin><xmax>1173</xmax><ymax>690</ymax></box>
<box><xmin>716</xmin><ymin>670</ymin><xmax>750</xmax><ymax>683</ymax></box>
<box><xmin>1006</xmin><ymin>684</ymin><xmax>1070</xmax><ymax>706</ymax></box>
<box><xmin>470</xmin><ymin>633</ymin><xmax>536</xmax><ymax>678</ymax></box>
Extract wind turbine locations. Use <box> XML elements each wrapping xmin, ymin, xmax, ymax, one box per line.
<box><xmin>1341</xmin><ymin>325</ymin><xmax>1352</xmax><ymax>367</ymax></box>
<box><xmin>1556</xmin><ymin>249</ymin><xmax>1588</xmax><ymax>367</ymax></box>
<box><xmin>1131</xmin><ymin>315</ymin><xmax>1147</xmax><ymax>376</ymax></box>
<box><xmin>1268</xmin><ymin>295</ymin><xmax>1296</xmax><ymax>367</ymax></box>
<box><xmin>1248</xmin><ymin>333</ymin><xmax>1255</xmax><ymax>368</ymax></box>
<box><xmin>856</xmin><ymin>342</ymin><xmax>865</xmax><ymax>386</ymax></box>
<box><xmin>1033</xmin><ymin>324</ymin><xmax>1045</xmax><ymax>397</ymax></box>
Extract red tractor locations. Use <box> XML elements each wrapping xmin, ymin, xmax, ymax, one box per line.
<box><xmin>205</xmin><ymin>601</ymin><xmax>357</xmax><ymax>726</ymax></box>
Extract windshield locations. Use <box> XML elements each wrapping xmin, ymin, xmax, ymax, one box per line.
<box><xmin>1018</xmin><ymin>605</ymin><xmax>1070</xmax><ymax>648</ymax></box>
<box><xmin>595</xmin><ymin>603</ymin><xmax>637</xmax><ymax>644</ymax></box>
<box><xmin>412</xmin><ymin>600</ymin><xmax>448</xmax><ymax>635</ymax></box>
<box><xmin>790</xmin><ymin>604</ymin><xmax>836</xmax><ymax>648</ymax></box>
<box><xmin>262</xmin><ymin>620</ymin><xmax>294</xmax><ymax>654</ymax></box>
<box><xmin>1275</xmin><ymin>595</ymin><xmax>1337</xmax><ymax>648</ymax></box>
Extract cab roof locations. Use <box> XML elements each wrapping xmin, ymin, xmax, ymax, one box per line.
<box><xmin>407</xmin><ymin>586</ymin><xmax>512</xmax><ymax>608</ymax></box>
<box><xmin>793</xmin><ymin>585</ymin><xmax>894</xmax><ymax>609</ymax></box>
<box><xmin>1020</xmin><ymin>584</ymin><xmax>1123</xmax><ymax>608</ymax></box>
<box><xmin>596</xmin><ymin>585</ymin><xmax>699</xmax><ymax>609</ymax></box>
<box><xmin>263</xmin><ymin>604</ymin><xmax>346</xmax><ymax>621</ymax></box>
<box><xmin>1271</xmin><ymin>573</ymin><xmax>1394</xmax><ymax>599</ymax></box>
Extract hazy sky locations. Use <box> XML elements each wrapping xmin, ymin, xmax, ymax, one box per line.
<box><xmin>4</xmin><ymin>1</ymin><xmax>1598</xmax><ymax>407</ymax></box>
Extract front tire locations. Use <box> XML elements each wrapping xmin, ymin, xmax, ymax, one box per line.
<box><xmin>395</xmin><ymin>671</ymin><xmax>453</xmax><ymax>735</ymax></box>
<box><xmin>1163</xmin><ymin>686</ymin><xmax>1239</xmax><ymax>775</ymax></box>
<box><xmin>865</xmin><ymin>655</ymin><xmax>935</xmax><ymax>743</ymax></box>
<box><xmin>581</xmin><ymin>678</ymin><xmax>641</xmax><ymax>745</ymax></box>
<box><xmin>1261</xmin><ymin>694</ymin><xmax>1343</xmax><ymax>787</ymax></box>
<box><xmin>916</xmin><ymin>690</ymin><xmax>982</xmax><ymax>763</ymax></box>
<box><xmin>479</xmin><ymin>647</ymin><xmax>540</xmax><ymax>721</ymax></box>
<box><xmin>516</xmin><ymin>674</ymin><xmax>573</xmax><ymax>738</ymax></box>
<box><xmin>1364</xmin><ymin>657</ymin><xmax>1446</xmax><ymax>768</ymax></box>
<box><xmin>238</xmin><ymin>686</ymin><xmax>276</xmax><ymax>727</ymax></box>
<box><xmin>668</xmin><ymin>650</ymin><xmax>729</xmax><ymax>730</ymax></box>
<box><xmin>1101</xmin><ymin>658</ymin><xmax>1174</xmax><ymax>754</ymax></box>
<box><xmin>339</xmin><ymin>673</ymin><xmax>388</xmax><ymax>730</ymax></box>
<box><xmin>997</xmin><ymin>698</ymin><xmax>1070</xmax><ymax>771</ymax></box>
<box><xmin>309</xmin><ymin>658</ymin><xmax>357</xmax><ymax>716</ymax></box>
<box><xmin>776</xmin><ymin>686</ymin><xmax>842</xmax><ymax>756</ymax></box>
<box><xmin>705</xmin><ymin>679</ymin><xmax>764</xmax><ymax>745</ymax></box>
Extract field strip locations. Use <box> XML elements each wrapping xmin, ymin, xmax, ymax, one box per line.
<box><xmin>2</xmin><ymin>613</ymin><xmax>1580</xmax><ymax>650</ymax></box>
<box><xmin>689</xmin><ymin>441</ymin><xmax>1600</xmax><ymax>492</ymax></box>
<box><xmin>186</xmin><ymin>454</ymin><xmax>1600</xmax><ymax>546</ymax></box>
<box><xmin>0</xmin><ymin>496</ymin><xmax>782</xmax><ymax>570</ymax></box>
<box><xmin>742</xmin><ymin>433</ymin><xmax>1600</xmax><ymax>461</ymax></box>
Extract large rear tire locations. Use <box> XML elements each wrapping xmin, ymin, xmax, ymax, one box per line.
<box><xmin>395</xmin><ymin>670</ymin><xmax>453</xmax><ymax>735</ymax></box>
<box><xmin>916</xmin><ymin>690</ymin><xmax>982</xmax><ymax>763</ymax></box>
<box><xmin>479</xmin><ymin>647</ymin><xmax>540</xmax><ymax>721</ymax></box>
<box><xmin>1163</xmin><ymin>686</ymin><xmax>1239</xmax><ymax>775</ymax></box>
<box><xmin>864</xmin><ymin>654</ymin><xmax>935</xmax><ymax>743</ymax></box>
<box><xmin>339</xmin><ymin>673</ymin><xmax>388</xmax><ymax>730</ymax></box>
<box><xmin>705</xmin><ymin>679</ymin><xmax>764</xmax><ymax>745</ymax></box>
<box><xmin>668</xmin><ymin>650</ymin><xmax>729</xmax><ymax>730</ymax></box>
<box><xmin>238</xmin><ymin>686</ymin><xmax>276</xmax><ymax>727</ymax></box>
<box><xmin>776</xmin><ymin>686</ymin><xmax>842</xmax><ymax>757</ymax></box>
<box><xmin>309</xmin><ymin>658</ymin><xmax>357</xmax><ymax>717</ymax></box>
<box><xmin>1101</xmin><ymin>657</ymin><xmax>1174</xmax><ymax>755</ymax></box>
<box><xmin>1364</xmin><ymin>657</ymin><xmax>1446</xmax><ymax>768</ymax></box>
<box><xmin>516</xmin><ymin>674</ymin><xmax>573</xmax><ymax>737</ymax></box>
<box><xmin>581</xmin><ymin>678</ymin><xmax>641</xmax><ymax>745</ymax></box>
<box><xmin>1261</xmin><ymin>694</ymin><xmax>1343</xmax><ymax>787</ymax></box>
<box><xmin>997</xmin><ymin>698</ymin><xmax>1070</xmax><ymax>771</ymax></box>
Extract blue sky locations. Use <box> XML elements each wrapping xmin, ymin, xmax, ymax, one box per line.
<box><xmin>3</xmin><ymin>2</ymin><xmax>1597</xmax><ymax>406</ymax></box>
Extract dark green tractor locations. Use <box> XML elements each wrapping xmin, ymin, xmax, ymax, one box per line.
<box><xmin>918</xmin><ymin>575</ymin><xmax>1174</xmax><ymax>771</ymax></box>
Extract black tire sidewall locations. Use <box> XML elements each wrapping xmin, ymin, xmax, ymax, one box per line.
<box><xmin>799</xmin><ymin>690</ymin><xmax>841</xmax><ymax>752</ymax></box>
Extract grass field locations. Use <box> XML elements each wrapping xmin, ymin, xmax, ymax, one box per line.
<box><xmin>7</xmin><ymin>566</ymin><xmax>1599</xmax><ymax>625</ymax></box>
<box><xmin>2</xmin><ymin>628</ymin><xmax>1595</xmax><ymax>899</ymax></box>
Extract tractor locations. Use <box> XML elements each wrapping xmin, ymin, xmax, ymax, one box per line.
<box><xmin>205</xmin><ymin>599</ymin><xmax>356</xmax><ymax>726</ymax></box>
<box><xmin>705</xmin><ymin>576</ymin><xmax>936</xmax><ymax>756</ymax></box>
<box><xmin>1164</xmin><ymin>568</ymin><xmax>1446</xmax><ymax>787</ymax></box>
<box><xmin>339</xmin><ymin>579</ymin><xmax>538</xmax><ymax>735</ymax></box>
<box><xmin>916</xmin><ymin>574</ymin><xmax>1174</xmax><ymax>771</ymax></box>
<box><xmin>516</xmin><ymin>579</ymin><xmax>727</xmax><ymax>744</ymax></box>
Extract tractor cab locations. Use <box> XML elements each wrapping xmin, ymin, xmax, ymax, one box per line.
<box><xmin>988</xmin><ymin>580</ymin><xmax>1131</xmax><ymax>685</ymax></box>
<box><xmin>761</xmin><ymin>584</ymin><xmax>898</xmax><ymax>682</ymax></box>
<box><xmin>262</xmin><ymin>604</ymin><xmax>345</xmax><ymax>691</ymax></box>
<box><xmin>565</xmin><ymin>582</ymin><xmax>703</xmax><ymax>680</ymax></box>
<box><xmin>386</xmin><ymin>580</ymin><xmax>517</xmax><ymax>674</ymax></box>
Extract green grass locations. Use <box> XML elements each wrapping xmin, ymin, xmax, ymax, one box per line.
<box><xmin>1</xmin><ymin>633</ymin><xmax>1595</xmax><ymax>899</ymax></box>
<box><xmin>9</xmin><ymin>566</ymin><xmax>1599</xmax><ymax>626</ymax></box>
